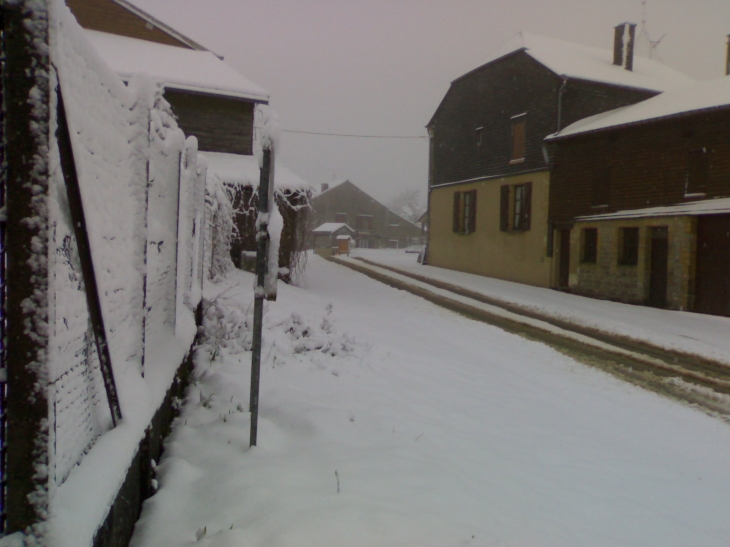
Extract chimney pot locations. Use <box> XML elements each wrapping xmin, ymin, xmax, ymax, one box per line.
<box><xmin>725</xmin><ymin>35</ymin><xmax>730</xmax><ymax>76</ymax></box>
<box><xmin>321</xmin><ymin>183</ymin><xmax>329</xmax><ymax>192</ymax></box>
<box><xmin>613</xmin><ymin>22</ymin><xmax>637</xmax><ymax>71</ymax></box>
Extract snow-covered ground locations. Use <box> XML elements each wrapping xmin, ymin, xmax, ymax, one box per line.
<box><xmin>131</xmin><ymin>254</ymin><xmax>730</xmax><ymax>547</ymax></box>
<box><xmin>351</xmin><ymin>248</ymin><xmax>730</xmax><ymax>366</ymax></box>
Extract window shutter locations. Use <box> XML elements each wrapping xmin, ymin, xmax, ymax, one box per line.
<box><xmin>453</xmin><ymin>192</ymin><xmax>461</xmax><ymax>232</ymax></box>
<box><xmin>522</xmin><ymin>182</ymin><xmax>532</xmax><ymax>231</ymax></box>
<box><xmin>468</xmin><ymin>190</ymin><xmax>477</xmax><ymax>233</ymax></box>
<box><xmin>500</xmin><ymin>185</ymin><xmax>509</xmax><ymax>231</ymax></box>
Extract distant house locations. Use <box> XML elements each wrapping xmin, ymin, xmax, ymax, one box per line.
<box><xmin>67</xmin><ymin>0</ymin><xmax>312</xmax><ymax>278</ymax></box>
<box><xmin>311</xmin><ymin>223</ymin><xmax>355</xmax><ymax>255</ymax></box>
<box><xmin>547</xmin><ymin>76</ymin><xmax>730</xmax><ymax>316</ymax></box>
<box><xmin>426</xmin><ymin>24</ymin><xmax>693</xmax><ymax>288</ymax></box>
<box><xmin>311</xmin><ymin>180</ymin><xmax>422</xmax><ymax>249</ymax></box>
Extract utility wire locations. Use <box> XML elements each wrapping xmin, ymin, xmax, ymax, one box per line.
<box><xmin>282</xmin><ymin>129</ymin><xmax>427</xmax><ymax>139</ymax></box>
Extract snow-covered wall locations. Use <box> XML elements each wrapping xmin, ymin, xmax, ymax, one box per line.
<box><xmin>4</xmin><ymin>2</ymin><xmax>212</xmax><ymax>545</ymax></box>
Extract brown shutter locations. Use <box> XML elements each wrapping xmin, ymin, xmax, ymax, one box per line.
<box><xmin>453</xmin><ymin>192</ymin><xmax>461</xmax><ymax>232</ymax></box>
<box><xmin>522</xmin><ymin>182</ymin><xmax>532</xmax><ymax>231</ymax></box>
<box><xmin>500</xmin><ymin>185</ymin><xmax>509</xmax><ymax>231</ymax></box>
<box><xmin>468</xmin><ymin>190</ymin><xmax>477</xmax><ymax>233</ymax></box>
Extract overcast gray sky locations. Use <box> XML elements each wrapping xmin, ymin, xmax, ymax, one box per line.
<box><xmin>133</xmin><ymin>0</ymin><xmax>729</xmax><ymax>203</ymax></box>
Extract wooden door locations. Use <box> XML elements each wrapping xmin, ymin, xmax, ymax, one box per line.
<box><xmin>558</xmin><ymin>229</ymin><xmax>571</xmax><ymax>290</ymax></box>
<box><xmin>648</xmin><ymin>227</ymin><xmax>668</xmax><ymax>308</ymax></box>
<box><xmin>695</xmin><ymin>214</ymin><xmax>730</xmax><ymax>316</ymax></box>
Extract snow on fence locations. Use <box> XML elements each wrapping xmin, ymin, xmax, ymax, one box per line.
<box><xmin>2</xmin><ymin>1</ymin><xmax>230</xmax><ymax>545</ymax></box>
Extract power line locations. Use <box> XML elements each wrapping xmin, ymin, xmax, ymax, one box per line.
<box><xmin>282</xmin><ymin>129</ymin><xmax>427</xmax><ymax>139</ymax></box>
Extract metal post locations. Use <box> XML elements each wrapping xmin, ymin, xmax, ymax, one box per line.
<box><xmin>250</xmin><ymin>148</ymin><xmax>271</xmax><ymax>447</ymax></box>
<box><xmin>56</xmin><ymin>88</ymin><xmax>123</xmax><ymax>426</ymax></box>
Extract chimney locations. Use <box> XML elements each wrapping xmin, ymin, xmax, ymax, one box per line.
<box><xmin>321</xmin><ymin>183</ymin><xmax>329</xmax><ymax>192</ymax></box>
<box><xmin>726</xmin><ymin>35</ymin><xmax>730</xmax><ymax>76</ymax></box>
<box><xmin>613</xmin><ymin>22</ymin><xmax>637</xmax><ymax>71</ymax></box>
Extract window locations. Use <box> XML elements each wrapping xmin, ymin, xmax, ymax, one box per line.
<box><xmin>356</xmin><ymin>215</ymin><xmax>373</xmax><ymax>231</ymax></box>
<box><xmin>619</xmin><ymin>227</ymin><xmax>639</xmax><ymax>265</ymax></box>
<box><xmin>581</xmin><ymin>228</ymin><xmax>598</xmax><ymax>263</ymax></box>
<box><xmin>335</xmin><ymin>213</ymin><xmax>347</xmax><ymax>223</ymax></box>
<box><xmin>591</xmin><ymin>168</ymin><xmax>611</xmax><ymax>207</ymax></box>
<box><xmin>513</xmin><ymin>183</ymin><xmax>532</xmax><ymax>231</ymax></box>
<box><xmin>499</xmin><ymin>182</ymin><xmax>532</xmax><ymax>232</ymax></box>
<box><xmin>685</xmin><ymin>149</ymin><xmax>709</xmax><ymax>196</ymax></box>
<box><xmin>511</xmin><ymin>114</ymin><xmax>526</xmax><ymax>162</ymax></box>
<box><xmin>452</xmin><ymin>190</ymin><xmax>477</xmax><ymax>234</ymax></box>
<box><xmin>475</xmin><ymin>126</ymin><xmax>484</xmax><ymax>146</ymax></box>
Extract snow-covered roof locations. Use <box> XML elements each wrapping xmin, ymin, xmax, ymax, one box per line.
<box><xmin>203</xmin><ymin>152</ymin><xmax>311</xmax><ymax>191</ymax></box>
<box><xmin>576</xmin><ymin>197</ymin><xmax>730</xmax><ymax>221</ymax></box>
<box><xmin>312</xmin><ymin>223</ymin><xmax>354</xmax><ymax>234</ymax></box>
<box><xmin>85</xmin><ymin>30</ymin><xmax>269</xmax><ymax>102</ymax></box>
<box><xmin>336</xmin><ymin>235</ymin><xmax>353</xmax><ymax>240</ymax></box>
<box><xmin>111</xmin><ymin>0</ymin><xmax>212</xmax><ymax>53</ymax></box>
<box><xmin>318</xmin><ymin>179</ymin><xmax>349</xmax><ymax>196</ymax></box>
<box><xmin>470</xmin><ymin>32</ymin><xmax>693</xmax><ymax>93</ymax></box>
<box><xmin>548</xmin><ymin>76</ymin><xmax>730</xmax><ymax>140</ymax></box>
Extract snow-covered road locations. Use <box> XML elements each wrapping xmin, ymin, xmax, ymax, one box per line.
<box><xmin>131</xmin><ymin>255</ymin><xmax>730</xmax><ymax>547</ymax></box>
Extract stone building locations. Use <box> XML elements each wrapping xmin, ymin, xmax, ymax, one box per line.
<box><xmin>548</xmin><ymin>76</ymin><xmax>730</xmax><ymax>316</ymax></box>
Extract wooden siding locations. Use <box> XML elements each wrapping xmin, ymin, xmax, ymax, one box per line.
<box><xmin>549</xmin><ymin>109</ymin><xmax>730</xmax><ymax>224</ymax></box>
<box><xmin>66</xmin><ymin>0</ymin><xmax>193</xmax><ymax>48</ymax></box>
<box><xmin>165</xmin><ymin>91</ymin><xmax>254</xmax><ymax>155</ymax></box>
<box><xmin>428</xmin><ymin>51</ymin><xmax>657</xmax><ymax>187</ymax></box>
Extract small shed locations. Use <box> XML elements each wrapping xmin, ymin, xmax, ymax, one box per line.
<box><xmin>311</xmin><ymin>223</ymin><xmax>355</xmax><ymax>255</ymax></box>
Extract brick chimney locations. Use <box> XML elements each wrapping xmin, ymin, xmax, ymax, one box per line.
<box><xmin>725</xmin><ymin>35</ymin><xmax>730</xmax><ymax>76</ymax></box>
<box><xmin>321</xmin><ymin>183</ymin><xmax>329</xmax><ymax>192</ymax></box>
<box><xmin>613</xmin><ymin>22</ymin><xmax>637</xmax><ymax>71</ymax></box>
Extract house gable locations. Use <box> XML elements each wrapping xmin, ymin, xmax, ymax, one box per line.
<box><xmin>66</xmin><ymin>0</ymin><xmax>202</xmax><ymax>50</ymax></box>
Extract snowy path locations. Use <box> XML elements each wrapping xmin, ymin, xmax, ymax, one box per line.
<box><xmin>351</xmin><ymin>249</ymin><xmax>730</xmax><ymax>366</ymax></box>
<box><xmin>131</xmin><ymin>255</ymin><xmax>730</xmax><ymax>547</ymax></box>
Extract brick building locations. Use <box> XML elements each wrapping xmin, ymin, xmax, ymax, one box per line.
<box><xmin>547</xmin><ymin>76</ymin><xmax>730</xmax><ymax>316</ymax></box>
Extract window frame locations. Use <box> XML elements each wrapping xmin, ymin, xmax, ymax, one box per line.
<box><xmin>581</xmin><ymin>228</ymin><xmax>598</xmax><ymax>264</ymax></box>
<box><xmin>452</xmin><ymin>189</ymin><xmax>477</xmax><ymax>234</ymax></box>
<box><xmin>498</xmin><ymin>182</ymin><xmax>532</xmax><ymax>233</ymax></box>
<box><xmin>618</xmin><ymin>227</ymin><xmax>639</xmax><ymax>266</ymax></box>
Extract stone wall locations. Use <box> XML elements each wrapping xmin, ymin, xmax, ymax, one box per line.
<box><xmin>568</xmin><ymin>216</ymin><xmax>695</xmax><ymax>310</ymax></box>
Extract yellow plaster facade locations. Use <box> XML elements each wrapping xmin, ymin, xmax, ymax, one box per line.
<box><xmin>428</xmin><ymin>171</ymin><xmax>552</xmax><ymax>287</ymax></box>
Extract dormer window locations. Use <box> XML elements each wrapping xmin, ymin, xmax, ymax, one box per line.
<box><xmin>475</xmin><ymin>126</ymin><xmax>484</xmax><ymax>146</ymax></box>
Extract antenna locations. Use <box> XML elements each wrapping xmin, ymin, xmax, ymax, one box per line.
<box><xmin>637</xmin><ymin>0</ymin><xmax>664</xmax><ymax>60</ymax></box>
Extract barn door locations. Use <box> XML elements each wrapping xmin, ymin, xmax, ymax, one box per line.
<box><xmin>695</xmin><ymin>214</ymin><xmax>730</xmax><ymax>316</ymax></box>
<box><xmin>648</xmin><ymin>227</ymin><xmax>668</xmax><ymax>308</ymax></box>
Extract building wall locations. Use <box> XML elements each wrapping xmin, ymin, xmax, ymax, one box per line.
<box><xmin>427</xmin><ymin>52</ymin><xmax>657</xmax><ymax>188</ymax></box>
<box><xmin>550</xmin><ymin>110</ymin><xmax>730</xmax><ymax>224</ymax></box>
<box><xmin>565</xmin><ymin>216</ymin><xmax>695</xmax><ymax>310</ymax></box>
<box><xmin>428</xmin><ymin>171</ymin><xmax>552</xmax><ymax>287</ymax></box>
<box><xmin>165</xmin><ymin>91</ymin><xmax>255</xmax><ymax>155</ymax></box>
<box><xmin>311</xmin><ymin>182</ymin><xmax>422</xmax><ymax>248</ymax></box>
<box><xmin>66</xmin><ymin>0</ymin><xmax>192</xmax><ymax>48</ymax></box>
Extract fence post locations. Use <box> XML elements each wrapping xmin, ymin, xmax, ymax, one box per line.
<box><xmin>4</xmin><ymin>0</ymin><xmax>51</xmax><ymax>536</ymax></box>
